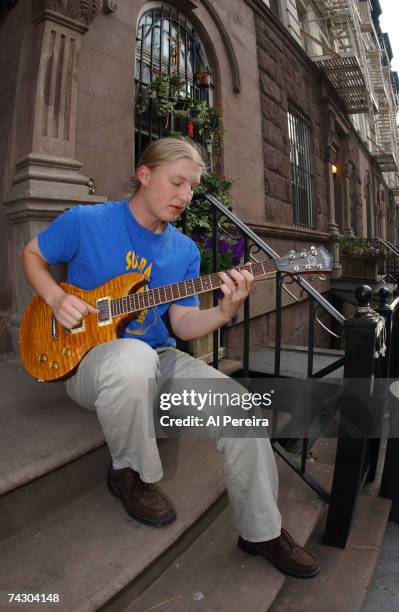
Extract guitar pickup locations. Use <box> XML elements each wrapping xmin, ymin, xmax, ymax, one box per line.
<box><xmin>97</xmin><ymin>297</ymin><xmax>112</xmax><ymax>326</ymax></box>
<box><xmin>67</xmin><ymin>319</ymin><xmax>85</xmax><ymax>335</ymax></box>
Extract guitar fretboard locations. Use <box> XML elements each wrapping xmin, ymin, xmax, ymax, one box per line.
<box><xmin>110</xmin><ymin>260</ymin><xmax>275</xmax><ymax>318</ymax></box>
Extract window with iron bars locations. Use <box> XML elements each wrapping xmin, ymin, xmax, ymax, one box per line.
<box><xmin>287</xmin><ymin>103</ymin><xmax>315</xmax><ymax>228</ymax></box>
<box><xmin>135</xmin><ymin>5</ymin><xmax>213</xmax><ymax>162</ymax></box>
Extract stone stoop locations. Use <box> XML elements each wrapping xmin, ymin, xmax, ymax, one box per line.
<box><xmin>0</xmin><ymin>352</ymin><xmax>328</xmax><ymax>612</ymax></box>
<box><xmin>0</xmin><ymin>438</ymin><xmax>227</xmax><ymax>612</ymax></box>
<box><xmin>0</xmin><ymin>354</ymin><xmax>227</xmax><ymax>612</ymax></box>
<box><xmin>121</xmin><ymin>457</ymin><xmax>331</xmax><ymax>612</ymax></box>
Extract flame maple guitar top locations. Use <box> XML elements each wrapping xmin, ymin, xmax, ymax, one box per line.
<box><xmin>19</xmin><ymin>272</ymin><xmax>147</xmax><ymax>381</ymax></box>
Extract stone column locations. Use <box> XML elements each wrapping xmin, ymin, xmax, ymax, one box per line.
<box><xmin>323</xmin><ymin>110</ymin><xmax>341</xmax><ymax>277</ymax></box>
<box><xmin>3</xmin><ymin>0</ymin><xmax>110</xmax><ymax>348</ymax></box>
<box><xmin>343</xmin><ymin>161</ymin><xmax>355</xmax><ymax>237</ymax></box>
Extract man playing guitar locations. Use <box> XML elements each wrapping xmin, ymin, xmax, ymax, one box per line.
<box><xmin>20</xmin><ymin>137</ymin><xmax>319</xmax><ymax>579</ymax></box>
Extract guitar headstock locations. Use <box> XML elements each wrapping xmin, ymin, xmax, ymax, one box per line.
<box><xmin>275</xmin><ymin>246</ymin><xmax>333</xmax><ymax>275</ymax></box>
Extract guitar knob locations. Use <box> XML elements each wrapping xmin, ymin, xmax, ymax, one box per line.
<box><xmin>38</xmin><ymin>353</ymin><xmax>48</xmax><ymax>362</ymax></box>
<box><xmin>63</xmin><ymin>347</ymin><xmax>72</xmax><ymax>357</ymax></box>
<box><xmin>49</xmin><ymin>361</ymin><xmax>59</xmax><ymax>370</ymax></box>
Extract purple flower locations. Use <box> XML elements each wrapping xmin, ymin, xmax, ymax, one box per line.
<box><xmin>218</xmin><ymin>239</ymin><xmax>230</xmax><ymax>254</ymax></box>
<box><xmin>192</xmin><ymin>233</ymin><xmax>205</xmax><ymax>244</ymax></box>
<box><xmin>232</xmin><ymin>240</ymin><xmax>244</xmax><ymax>265</ymax></box>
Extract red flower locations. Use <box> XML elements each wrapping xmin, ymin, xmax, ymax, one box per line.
<box><xmin>187</xmin><ymin>120</ymin><xmax>194</xmax><ymax>138</ymax></box>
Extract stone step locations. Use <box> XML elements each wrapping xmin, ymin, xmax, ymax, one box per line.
<box><xmin>0</xmin><ymin>355</ymin><xmax>240</xmax><ymax>542</ymax></box>
<box><xmin>269</xmin><ymin>495</ymin><xmax>392</xmax><ymax>612</ymax></box>
<box><xmin>0</xmin><ymin>354</ymin><xmax>108</xmax><ymax>541</ymax></box>
<box><xmin>123</xmin><ymin>455</ymin><xmax>331</xmax><ymax>612</ymax></box>
<box><xmin>0</xmin><ymin>438</ymin><xmax>226</xmax><ymax>612</ymax></box>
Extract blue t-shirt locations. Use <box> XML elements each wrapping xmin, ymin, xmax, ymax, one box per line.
<box><xmin>37</xmin><ymin>199</ymin><xmax>200</xmax><ymax>348</ymax></box>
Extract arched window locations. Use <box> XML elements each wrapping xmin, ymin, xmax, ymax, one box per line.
<box><xmin>135</xmin><ymin>5</ymin><xmax>216</xmax><ymax>162</ymax></box>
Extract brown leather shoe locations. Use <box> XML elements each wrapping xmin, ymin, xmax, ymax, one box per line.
<box><xmin>238</xmin><ymin>528</ymin><xmax>319</xmax><ymax>578</ymax></box>
<box><xmin>107</xmin><ymin>465</ymin><xmax>176</xmax><ymax>527</ymax></box>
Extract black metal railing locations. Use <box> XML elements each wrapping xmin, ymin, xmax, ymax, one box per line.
<box><xmin>183</xmin><ymin>194</ymin><xmax>399</xmax><ymax>548</ymax></box>
<box><xmin>324</xmin><ymin>285</ymin><xmax>399</xmax><ymax>546</ymax></box>
<box><xmin>183</xmin><ymin>193</ymin><xmax>345</xmax><ymax>501</ymax></box>
<box><xmin>380</xmin><ymin>239</ymin><xmax>399</xmax><ymax>289</ymax></box>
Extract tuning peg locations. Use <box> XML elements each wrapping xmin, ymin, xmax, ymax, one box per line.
<box><xmin>310</xmin><ymin>245</ymin><xmax>317</xmax><ymax>255</ymax></box>
<box><xmin>289</xmin><ymin>250</ymin><xmax>296</xmax><ymax>259</ymax></box>
<box><xmin>301</xmin><ymin>250</ymin><xmax>306</xmax><ymax>258</ymax></box>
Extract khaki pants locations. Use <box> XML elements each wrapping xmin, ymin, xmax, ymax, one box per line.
<box><xmin>65</xmin><ymin>338</ymin><xmax>281</xmax><ymax>542</ymax></box>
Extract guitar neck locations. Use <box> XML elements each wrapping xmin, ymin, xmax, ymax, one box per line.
<box><xmin>110</xmin><ymin>260</ymin><xmax>276</xmax><ymax>318</ymax></box>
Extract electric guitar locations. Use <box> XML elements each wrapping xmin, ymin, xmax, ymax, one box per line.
<box><xmin>19</xmin><ymin>246</ymin><xmax>333</xmax><ymax>381</ymax></box>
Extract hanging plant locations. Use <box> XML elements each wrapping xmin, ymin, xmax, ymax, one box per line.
<box><xmin>189</xmin><ymin>101</ymin><xmax>209</xmax><ymax>125</ymax></box>
<box><xmin>194</xmin><ymin>67</ymin><xmax>212</xmax><ymax>88</ymax></box>
<box><xmin>136</xmin><ymin>73</ymin><xmax>188</xmax><ymax>118</ymax></box>
<box><xmin>174</xmin><ymin>92</ymin><xmax>192</xmax><ymax>117</ymax></box>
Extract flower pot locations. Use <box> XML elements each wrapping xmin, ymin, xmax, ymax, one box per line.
<box><xmin>174</xmin><ymin>110</ymin><xmax>189</xmax><ymax>118</ymax></box>
<box><xmin>188</xmin><ymin>292</ymin><xmax>225</xmax><ymax>363</ymax></box>
<box><xmin>341</xmin><ymin>255</ymin><xmax>380</xmax><ymax>281</ymax></box>
<box><xmin>174</xmin><ymin>100</ymin><xmax>190</xmax><ymax>118</ymax></box>
<box><xmin>194</xmin><ymin>70</ymin><xmax>211</xmax><ymax>87</ymax></box>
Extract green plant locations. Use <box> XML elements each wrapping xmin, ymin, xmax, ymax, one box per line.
<box><xmin>136</xmin><ymin>73</ymin><xmax>187</xmax><ymax>117</ymax></box>
<box><xmin>176</xmin><ymin>171</ymin><xmax>242</xmax><ymax>274</ymax></box>
<box><xmin>190</xmin><ymin>100</ymin><xmax>209</xmax><ymax>124</ymax></box>
<box><xmin>174</xmin><ymin>91</ymin><xmax>192</xmax><ymax>116</ymax></box>
<box><xmin>340</xmin><ymin>238</ymin><xmax>388</xmax><ymax>259</ymax></box>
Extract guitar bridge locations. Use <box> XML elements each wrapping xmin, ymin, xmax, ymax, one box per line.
<box><xmin>97</xmin><ymin>296</ymin><xmax>112</xmax><ymax>326</ymax></box>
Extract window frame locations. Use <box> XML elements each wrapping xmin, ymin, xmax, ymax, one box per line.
<box><xmin>287</xmin><ymin>102</ymin><xmax>315</xmax><ymax>229</ymax></box>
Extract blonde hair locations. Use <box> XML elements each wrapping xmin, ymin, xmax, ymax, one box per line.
<box><xmin>132</xmin><ymin>137</ymin><xmax>205</xmax><ymax>195</ymax></box>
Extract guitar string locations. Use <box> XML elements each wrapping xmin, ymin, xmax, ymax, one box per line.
<box><xmin>110</xmin><ymin>253</ymin><xmax>328</xmax><ymax>318</ymax></box>
<box><xmin>112</xmin><ymin>257</ymin><xmax>327</xmax><ymax>316</ymax></box>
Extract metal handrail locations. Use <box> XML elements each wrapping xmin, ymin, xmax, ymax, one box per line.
<box><xmin>201</xmin><ymin>193</ymin><xmax>345</xmax><ymax>326</ymax></box>
<box><xmin>379</xmin><ymin>238</ymin><xmax>399</xmax><ymax>258</ymax></box>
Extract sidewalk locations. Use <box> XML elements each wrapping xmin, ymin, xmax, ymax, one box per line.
<box><xmin>362</xmin><ymin>520</ymin><xmax>399</xmax><ymax>611</ymax></box>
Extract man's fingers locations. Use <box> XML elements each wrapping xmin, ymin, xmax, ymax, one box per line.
<box><xmin>87</xmin><ymin>303</ymin><xmax>100</xmax><ymax>314</ymax></box>
<box><xmin>54</xmin><ymin>294</ymin><xmax>99</xmax><ymax>328</ymax></box>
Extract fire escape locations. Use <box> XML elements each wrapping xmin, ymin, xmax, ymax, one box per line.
<box><xmin>311</xmin><ymin>0</ymin><xmax>377</xmax><ymax>114</ymax></box>
<box><xmin>360</xmin><ymin>1</ymin><xmax>399</xmax><ymax>177</ymax></box>
<box><xmin>305</xmin><ymin>0</ymin><xmax>399</xmax><ymax>197</ymax></box>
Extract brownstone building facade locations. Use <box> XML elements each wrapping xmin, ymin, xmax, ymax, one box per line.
<box><xmin>0</xmin><ymin>0</ymin><xmax>398</xmax><ymax>354</ymax></box>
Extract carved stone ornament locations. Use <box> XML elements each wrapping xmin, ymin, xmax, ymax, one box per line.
<box><xmin>32</xmin><ymin>0</ymin><xmax>103</xmax><ymax>25</ymax></box>
<box><xmin>103</xmin><ymin>0</ymin><xmax>117</xmax><ymax>13</ymax></box>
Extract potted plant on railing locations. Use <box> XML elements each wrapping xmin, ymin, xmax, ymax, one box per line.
<box><xmin>340</xmin><ymin>239</ymin><xmax>388</xmax><ymax>281</ymax></box>
<box><xmin>194</xmin><ymin>66</ymin><xmax>212</xmax><ymax>88</ymax></box>
<box><xmin>174</xmin><ymin>91</ymin><xmax>192</xmax><ymax>117</ymax></box>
